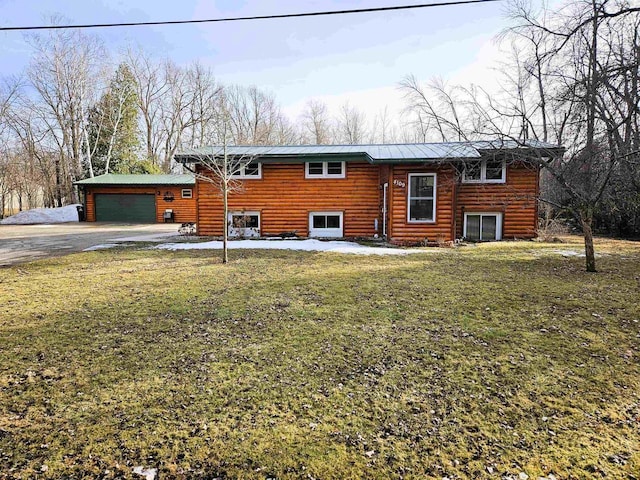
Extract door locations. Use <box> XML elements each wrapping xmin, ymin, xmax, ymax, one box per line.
<box><xmin>228</xmin><ymin>211</ymin><xmax>260</xmax><ymax>238</ymax></box>
<box><xmin>309</xmin><ymin>212</ymin><xmax>344</xmax><ymax>238</ymax></box>
<box><xmin>95</xmin><ymin>194</ymin><xmax>156</xmax><ymax>223</ymax></box>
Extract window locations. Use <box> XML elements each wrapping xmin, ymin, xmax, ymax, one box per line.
<box><xmin>484</xmin><ymin>159</ymin><xmax>504</xmax><ymax>181</ymax></box>
<box><xmin>307</xmin><ymin>162</ymin><xmax>324</xmax><ymax>176</ymax></box>
<box><xmin>231</xmin><ymin>162</ymin><xmax>262</xmax><ymax>179</ymax></box>
<box><xmin>407</xmin><ymin>173</ymin><xmax>436</xmax><ymax>223</ymax></box>
<box><xmin>464</xmin><ymin>213</ymin><xmax>502</xmax><ymax>241</ymax></box>
<box><xmin>464</xmin><ymin>161</ymin><xmax>482</xmax><ymax>181</ymax></box>
<box><xmin>181</xmin><ymin>189</ymin><xmax>193</xmax><ymax>199</ymax></box>
<box><xmin>309</xmin><ymin>212</ymin><xmax>343</xmax><ymax>237</ymax></box>
<box><xmin>228</xmin><ymin>211</ymin><xmax>260</xmax><ymax>238</ymax></box>
<box><xmin>305</xmin><ymin>161</ymin><xmax>345</xmax><ymax>178</ymax></box>
<box><xmin>462</xmin><ymin>158</ymin><xmax>506</xmax><ymax>183</ymax></box>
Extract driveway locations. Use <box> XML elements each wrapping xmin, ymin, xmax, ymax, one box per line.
<box><xmin>0</xmin><ymin>223</ymin><xmax>182</xmax><ymax>267</ymax></box>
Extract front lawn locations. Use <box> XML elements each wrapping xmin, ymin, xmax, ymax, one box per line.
<box><xmin>1</xmin><ymin>238</ymin><xmax>639</xmax><ymax>479</ymax></box>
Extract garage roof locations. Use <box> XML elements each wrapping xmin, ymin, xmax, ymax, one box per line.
<box><xmin>74</xmin><ymin>174</ymin><xmax>195</xmax><ymax>186</ymax></box>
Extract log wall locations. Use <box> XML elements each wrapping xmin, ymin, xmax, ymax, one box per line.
<box><xmin>192</xmin><ymin>161</ymin><xmax>539</xmax><ymax>241</ymax></box>
<box><xmin>455</xmin><ymin>162</ymin><xmax>539</xmax><ymax>239</ymax></box>
<box><xmin>83</xmin><ymin>185</ymin><xmax>197</xmax><ymax>223</ymax></box>
<box><xmin>195</xmin><ymin>162</ymin><xmax>380</xmax><ymax>237</ymax></box>
<box><xmin>388</xmin><ymin>165</ymin><xmax>457</xmax><ymax>243</ymax></box>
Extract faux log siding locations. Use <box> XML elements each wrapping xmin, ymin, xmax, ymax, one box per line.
<box><xmin>388</xmin><ymin>165</ymin><xmax>456</xmax><ymax>243</ymax></box>
<box><xmin>156</xmin><ymin>186</ymin><xmax>197</xmax><ymax>223</ymax></box>
<box><xmin>195</xmin><ymin>162</ymin><xmax>380</xmax><ymax>237</ymax></box>
<box><xmin>455</xmin><ymin>163</ymin><xmax>539</xmax><ymax>239</ymax></box>
<box><xmin>379</xmin><ymin>165</ymin><xmax>391</xmax><ymax>237</ymax></box>
<box><xmin>84</xmin><ymin>186</ymin><xmax>197</xmax><ymax>223</ymax></box>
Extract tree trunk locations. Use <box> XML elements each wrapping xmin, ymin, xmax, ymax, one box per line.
<box><xmin>222</xmin><ymin>183</ymin><xmax>228</xmax><ymax>264</ymax></box>
<box><xmin>55</xmin><ymin>156</ymin><xmax>63</xmax><ymax>207</ymax></box>
<box><xmin>222</xmin><ymin>142</ymin><xmax>229</xmax><ymax>264</ymax></box>
<box><xmin>580</xmin><ymin>210</ymin><xmax>597</xmax><ymax>272</ymax></box>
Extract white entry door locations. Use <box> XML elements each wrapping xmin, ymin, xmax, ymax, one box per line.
<box><xmin>228</xmin><ymin>211</ymin><xmax>260</xmax><ymax>238</ymax></box>
<box><xmin>309</xmin><ymin>212</ymin><xmax>343</xmax><ymax>238</ymax></box>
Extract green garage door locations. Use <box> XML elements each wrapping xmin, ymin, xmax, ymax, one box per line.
<box><xmin>95</xmin><ymin>194</ymin><xmax>156</xmax><ymax>223</ymax></box>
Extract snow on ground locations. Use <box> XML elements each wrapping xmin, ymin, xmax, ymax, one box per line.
<box><xmin>554</xmin><ymin>249</ymin><xmax>583</xmax><ymax>257</ymax></box>
<box><xmin>83</xmin><ymin>243</ymin><xmax>121</xmax><ymax>251</ymax></box>
<box><xmin>552</xmin><ymin>249</ymin><xmax>602</xmax><ymax>258</ymax></box>
<box><xmin>0</xmin><ymin>205</ymin><xmax>81</xmax><ymax>225</ymax></box>
<box><xmin>108</xmin><ymin>232</ymin><xmax>179</xmax><ymax>243</ymax></box>
<box><xmin>155</xmin><ymin>239</ymin><xmax>428</xmax><ymax>255</ymax></box>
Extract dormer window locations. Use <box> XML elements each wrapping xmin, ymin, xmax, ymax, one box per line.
<box><xmin>462</xmin><ymin>158</ymin><xmax>506</xmax><ymax>183</ymax></box>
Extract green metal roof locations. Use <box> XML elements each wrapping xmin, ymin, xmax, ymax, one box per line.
<box><xmin>74</xmin><ymin>174</ymin><xmax>195</xmax><ymax>186</ymax></box>
<box><xmin>174</xmin><ymin>141</ymin><xmax>564</xmax><ymax>164</ymax></box>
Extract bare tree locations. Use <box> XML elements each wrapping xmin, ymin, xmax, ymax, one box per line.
<box><xmin>26</xmin><ymin>26</ymin><xmax>106</xmax><ymax>202</ymax></box>
<box><xmin>300</xmin><ymin>99</ymin><xmax>333</xmax><ymax>144</ymax></box>
<box><xmin>126</xmin><ymin>48</ymin><xmax>167</xmax><ymax>167</ymax></box>
<box><xmin>182</xmin><ymin>97</ymin><xmax>262</xmax><ymax>264</ymax></box>
<box><xmin>0</xmin><ymin>82</ymin><xmax>52</xmax><ymax>216</ymax></box>
<box><xmin>504</xmin><ymin>0</ymin><xmax>640</xmax><ymax>271</ymax></box>
<box><xmin>400</xmin><ymin>75</ymin><xmax>467</xmax><ymax>142</ymax></box>
<box><xmin>369</xmin><ymin>106</ymin><xmax>398</xmax><ymax>143</ymax></box>
<box><xmin>224</xmin><ymin>85</ymin><xmax>294</xmax><ymax>145</ymax></box>
<box><xmin>6</xmin><ymin>92</ymin><xmax>61</xmax><ymax>208</ymax></box>
<box><xmin>337</xmin><ymin>101</ymin><xmax>368</xmax><ymax>144</ymax></box>
<box><xmin>0</xmin><ymin>83</ymin><xmax>15</xmax><ymax>216</ymax></box>
<box><xmin>400</xmin><ymin>0</ymin><xmax>640</xmax><ymax>272</ymax></box>
<box><xmin>183</xmin><ymin>63</ymin><xmax>224</xmax><ymax>149</ymax></box>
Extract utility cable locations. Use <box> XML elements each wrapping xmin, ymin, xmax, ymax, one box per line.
<box><xmin>0</xmin><ymin>0</ymin><xmax>501</xmax><ymax>32</ymax></box>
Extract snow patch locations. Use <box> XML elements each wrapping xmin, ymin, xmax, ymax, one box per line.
<box><xmin>553</xmin><ymin>249</ymin><xmax>602</xmax><ymax>258</ymax></box>
<box><xmin>132</xmin><ymin>466</ymin><xmax>157</xmax><ymax>480</ymax></box>
<box><xmin>83</xmin><ymin>243</ymin><xmax>120</xmax><ymax>251</ymax></box>
<box><xmin>554</xmin><ymin>249</ymin><xmax>583</xmax><ymax>257</ymax></box>
<box><xmin>109</xmin><ymin>232</ymin><xmax>179</xmax><ymax>243</ymax></box>
<box><xmin>0</xmin><ymin>205</ymin><xmax>81</xmax><ymax>225</ymax></box>
<box><xmin>155</xmin><ymin>239</ymin><xmax>428</xmax><ymax>255</ymax></box>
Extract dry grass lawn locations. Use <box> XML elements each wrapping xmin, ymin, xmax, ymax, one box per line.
<box><xmin>0</xmin><ymin>236</ymin><xmax>639</xmax><ymax>479</ymax></box>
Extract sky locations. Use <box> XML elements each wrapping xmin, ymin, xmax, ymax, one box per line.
<box><xmin>0</xmin><ymin>0</ymin><xmax>517</xmax><ymax>121</ymax></box>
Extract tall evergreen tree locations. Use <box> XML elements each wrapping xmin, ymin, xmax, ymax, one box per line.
<box><xmin>87</xmin><ymin>63</ymin><xmax>144</xmax><ymax>175</ymax></box>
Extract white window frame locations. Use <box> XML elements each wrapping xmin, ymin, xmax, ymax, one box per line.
<box><xmin>463</xmin><ymin>212</ymin><xmax>503</xmax><ymax>241</ymax></box>
<box><xmin>181</xmin><ymin>188</ymin><xmax>193</xmax><ymax>199</ymax></box>
<box><xmin>462</xmin><ymin>158</ymin><xmax>506</xmax><ymax>184</ymax></box>
<box><xmin>305</xmin><ymin>161</ymin><xmax>346</xmax><ymax>179</ymax></box>
<box><xmin>308</xmin><ymin>211</ymin><xmax>344</xmax><ymax>238</ymax></box>
<box><xmin>228</xmin><ymin>211</ymin><xmax>261</xmax><ymax>238</ymax></box>
<box><xmin>231</xmin><ymin>162</ymin><xmax>262</xmax><ymax>179</ymax></box>
<box><xmin>407</xmin><ymin>173</ymin><xmax>437</xmax><ymax>224</ymax></box>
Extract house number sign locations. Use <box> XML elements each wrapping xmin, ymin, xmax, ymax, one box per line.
<box><xmin>393</xmin><ymin>179</ymin><xmax>406</xmax><ymax>188</ymax></box>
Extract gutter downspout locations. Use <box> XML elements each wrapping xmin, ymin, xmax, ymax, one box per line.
<box><xmin>383</xmin><ymin>182</ymin><xmax>388</xmax><ymax>239</ymax></box>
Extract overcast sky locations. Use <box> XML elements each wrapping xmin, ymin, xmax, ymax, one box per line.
<box><xmin>0</xmin><ymin>0</ymin><xmax>517</xmax><ymax>120</ymax></box>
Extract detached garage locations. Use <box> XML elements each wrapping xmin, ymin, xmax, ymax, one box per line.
<box><xmin>75</xmin><ymin>174</ymin><xmax>196</xmax><ymax>223</ymax></box>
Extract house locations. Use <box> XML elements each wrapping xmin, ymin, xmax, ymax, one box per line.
<box><xmin>74</xmin><ymin>174</ymin><xmax>196</xmax><ymax>223</ymax></box>
<box><xmin>174</xmin><ymin>141</ymin><xmax>563</xmax><ymax>243</ymax></box>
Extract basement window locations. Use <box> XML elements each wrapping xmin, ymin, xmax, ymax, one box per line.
<box><xmin>309</xmin><ymin>212</ymin><xmax>343</xmax><ymax>237</ymax></box>
<box><xmin>305</xmin><ymin>161</ymin><xmax>345</xmax><ymax>179</ymax></box>
<box><xmin>228</xmin><ymin>211</ymin><xmax>260</xmax><ymax>238</ymax></box>
<box><xmin>462</xmin><ymin>158</ymin><xmax>506</xmax><ymax>183</ymax></box>
<box><xmin>464</xmin><ymin>213</ymin><xmax>502</xmax><ymax>241</ymax></box>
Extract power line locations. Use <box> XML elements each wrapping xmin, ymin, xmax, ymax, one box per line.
<box><xmin>0</xmin><ymin>0</ymin><xmax>501</xmax><ymax>32</ymax></box>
